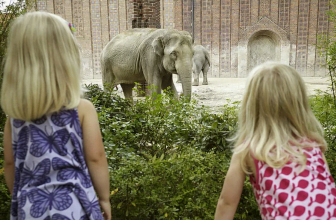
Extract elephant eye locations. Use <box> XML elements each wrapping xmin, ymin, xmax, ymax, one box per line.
<box><xmin>170</xmin><ymin>51</ymin><xmax>177</xmax><ymax>58</ymax></box>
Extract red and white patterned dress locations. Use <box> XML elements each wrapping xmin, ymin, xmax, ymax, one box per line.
<box><xmin>250</xmin><ymin>140</ymin><xmax>336</xmax><ymax>220</ymax></box>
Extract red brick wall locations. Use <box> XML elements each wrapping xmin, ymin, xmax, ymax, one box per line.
<box><xmin>35</xmin><ymin>0</ymin><xmax>330</xmax><ymax>78</ymax></box>
<box><xmin>131</xmin><ymin>0</ymin><xmax>160</xmax><ymax>28</ymax></box>
<box><xmin>212</xmin><ymin>0</ymin><xmax>220</xmax><ymax>77</ymax></box>
<box><xmin>315</xmin><ymin>0</ymin><xmax>329</xmax><ymax>75</ymax></box>
<box><xmin>201</xmin><ymin>0</ymin><xmax>212</xmax><ymax>73</ymax></box>
<box><xmin>183</xmin><ymin>0</ymin><xmax>192</xmax><ymax>34</ymax></box>
<box><xmin>220</xmin><ymin>0</ymin><xmax>231</xmax><ymax>77</ymax></box>
<box><xmin>176</xmin><ymin>0</ymin><xmax>330</xmax><ymax>77</ymax></box>
<box><xmin>174</xmin><ymin>0</ymin><xmax>183</xmax><ymax>31</ymax></box>
<box><xmin>193</xmin><ymin>0</ymin><xmax>202</xmax><ymax>45</ymax></box>
<box><xmin>231</xmin><ymin>0</ymin><xmax>239</xmax><ymax>77</ymax></box>
<box><xmin>296</xmin><ymin>0</ymin><xmax>310</xmax><ymax>75</ymax></box>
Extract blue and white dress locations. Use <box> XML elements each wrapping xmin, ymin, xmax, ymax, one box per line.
<box><xmin>10</xmin><ymin>108</ymin><xmax>104</xmax><ymax>220</ymax></box>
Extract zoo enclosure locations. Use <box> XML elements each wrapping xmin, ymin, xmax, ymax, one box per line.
<box><xmin>34</xmin><ymin>0</ymin><xmax>332</xmax><ymax>78</ymax></box>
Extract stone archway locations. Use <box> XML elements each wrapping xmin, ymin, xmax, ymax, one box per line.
<box><xmin>237</xmin><ymin>17</ymin><xmax>290</xmax><ymax>77</ymax></box>
<box><xmin>248</xmin><ymin>30</ymin><xmax>281</xmax><ymax>72</ymax></box>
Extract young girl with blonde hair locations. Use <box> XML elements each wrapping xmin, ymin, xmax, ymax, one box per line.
<box><xmin>215</xmin><ymin>62</ymin><xmax>336</xmax><ymax>219</ymax></box>
<box><xmin>2</xmin><ymin>12</ymin><xmax>111</xmax><ymax>219</ymax></box>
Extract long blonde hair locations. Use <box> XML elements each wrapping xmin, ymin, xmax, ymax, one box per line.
<box><xmin>233</xmin><ymin>62</ymin><xmax>326</xmax><ymax>174</ymax></box>
<box><xmin>1</xmin><ymin>11</ymin><xmax>81</xmax><ymax>121</ymax></box>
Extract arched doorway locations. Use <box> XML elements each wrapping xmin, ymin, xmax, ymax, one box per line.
<box><xmin>248</xmin><ymin>30</ymin><xmax>281</xmax><ymax>72</ymax></box>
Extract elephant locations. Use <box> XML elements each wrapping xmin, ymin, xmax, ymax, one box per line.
<box><xmin>176</xmin><ymin>44</ymin><xmax>210</xmax><ymax>86</ymax></box>
<box><xmin>100</xmin><ymin>28</ymin><xmax>194</xmax><ymax>100</ymax></box>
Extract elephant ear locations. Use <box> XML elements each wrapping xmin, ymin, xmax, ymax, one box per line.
<box><xmin>152</xmin><ymin>36</ymin><xmax>164</xmax><ymax>56</ymax></box>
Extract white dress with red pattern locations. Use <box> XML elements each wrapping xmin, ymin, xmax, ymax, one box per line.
<box><xmin>250</xmin><ymin>141</ymin><xmax>336</xmax><ymax>220</ymax></box>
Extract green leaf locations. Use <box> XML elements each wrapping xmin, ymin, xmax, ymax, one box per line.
<box><xmin>117</xmin><ymin>202</ymin><xmax>123</xmax><ymax>209</ymax></box>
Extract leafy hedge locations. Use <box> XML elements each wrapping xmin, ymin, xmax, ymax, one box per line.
<box><xmin>85</xmin><ymin>85</ymin><xmax>259</xmax><ymax>220</ymax></box>
<box><xmin>0</xmin><ymin>83</ymin><xmax>335</xmax><ymax>219</ymax></box>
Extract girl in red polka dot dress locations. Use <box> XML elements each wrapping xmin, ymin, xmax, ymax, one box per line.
<box><xmin>214</xmin><ymin>62</ymin><xmax>336</xmax><ymax>220</ymax></box>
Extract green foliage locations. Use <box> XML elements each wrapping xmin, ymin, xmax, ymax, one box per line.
<box><xmin>110</xmin><ymin>149</ymin><xmax>227</xmax><ymax>219</ymax></box>
<box><xmin>85</xmin><ymin>84</ymin><xmax>238</xmax><ymax>160</ymax></box>
<box><xmin>310</xmin><ymin>91</ymin><xmax>336</xmax><ymax>177</ymax></box>
<box><xmin>315</xmin><ymin>0</ymin><xmax>336</xmax><ymax>181</ymax></box>
<box><xmin>84</xmin><ymin>85</ymin><xmax>259</xmax><ymax>219</ymax></box>
<box><xmin>1</xmin><ymin>82</ymin><xmax>336</xmax><ymax>219</ymax></box>
<box><xmin>310</xmin><ymin>91</ymin><xmax>336</xmax><ymax>148</ymax></box>
<box><xmin>317</xmin><ymin>0</ymin><xmax>336</xmax><ymax>106</ymax></box>
<box><xmin>83</xmin><ymin>84</ymin><xmax>336</xmax><ymax>220</ymax></box>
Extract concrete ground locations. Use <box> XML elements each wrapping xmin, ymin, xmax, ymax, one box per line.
<box><xmin>82</xmin><ymin>75</ymin><xmax>331</xmax><ymax>112</ymax></box>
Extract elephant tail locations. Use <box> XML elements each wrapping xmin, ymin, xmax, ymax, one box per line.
<box><xmin>204</xmin><ymin>49</ymin><xmax>211</xmax><ymax>66</ymax></box>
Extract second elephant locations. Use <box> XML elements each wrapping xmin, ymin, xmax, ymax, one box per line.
<box><xmin>177</xmin><ymin>45</ymin><xmax>210</xmax><ymax>86</ymax></box>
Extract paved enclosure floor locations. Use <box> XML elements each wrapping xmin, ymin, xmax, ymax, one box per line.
<box><xmin>82</xmin><ymin>76</ymin><xmax>331</xmax><ymax>112</ymax></box>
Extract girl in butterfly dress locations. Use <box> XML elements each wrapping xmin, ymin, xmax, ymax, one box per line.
<box><xmin>214</xmin><ymin>62</ymin><xmax>336</xmax><ymax>220</ymax></box>
<box><xmin>2</xmin><ymin>12</ymin><xmax>111</xmax><ymax>220</ymax></box>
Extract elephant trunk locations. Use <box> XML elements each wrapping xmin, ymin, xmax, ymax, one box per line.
<box><xmin>177</xmin><ymin>65</ymin><xmax>192</xmax><ymax>100</ymax></box>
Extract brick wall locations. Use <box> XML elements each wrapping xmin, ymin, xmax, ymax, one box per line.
<box><xmin>35</xmin><ymin>0</ymin><xmax>330</xmax><ymax>78</ymax></box>
<box><xmin>176</xmin><ymin>0</ymin><xmax>330</xmax><ymax>77</ymax></box>
<box><xmin>131</xmin><ymin>0</ymin><xmax>160</xmax><ymax>28</ymax></box>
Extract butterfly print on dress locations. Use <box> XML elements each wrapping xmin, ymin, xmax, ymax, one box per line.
<box><xmin>29</xmin><ymin>125</ymin><xmax>69</xmax><ymax>157</ymax></box>
<box><xmin>13</xmin><ymin>119</ymin><xmax>25</xmax><ymax>128</ymax></box>
<box><xmin>43</xmin><ymin>213</ymin><xmax>71</xmax><ymax>220</ymax></box>
<box><xmin>13</xmin><ymin>126</ymin><xmax>29</xmax><ymax>160</ymax></box>
<box><xmin>51</xmin><ymin>109</ymin><xmax>83</xmax><ymax>138</ymax></box>
<box><xmin>70</xmin><ymin>133</ymin><xmax>87</xmax><ymax>169</ymax></box>
<box><xmin>20</xmin><ymin>159</ymin><xmax>51</xmax><ymax>189</ymax></box>
<box><xmin>28</xmin><ymin>185</ymin><xmax>73</xmax><ymax>218</ymax></box>
<box><xmin>11</xmin><ymin>190</ymin><xmax>27</xmax><ymax>219</ymax></box>
<box><xmin>11</xmin><ymin>108</ymin><xmax>100</xmax><ymax>219</ymax></box>
<box><xmin>52</xmin><ymin>157</ymin><xmax>92</xmax><ymax>188</ymax></box>
<box><xmin>74</xmin><ymin>184</ymin><xmax>103</xmax><ymax>220</ymax></box>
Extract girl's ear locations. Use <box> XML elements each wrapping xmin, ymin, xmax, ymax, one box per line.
<box><xmin>152</xmin><ymin>36</ymin><xmax>164</xmax><ymax>56</ymax></box>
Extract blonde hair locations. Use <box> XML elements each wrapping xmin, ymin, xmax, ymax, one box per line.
<box><xmin>233</xmin><ymin>62</ymin><xmax>326</xmax><ymax>174</ymax></box>
<box><xmin>1</xmin><ymin>11</ymin><xmax>81</xmax><ymax>121</ymax></box>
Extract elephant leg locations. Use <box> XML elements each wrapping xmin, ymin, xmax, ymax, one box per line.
<box><xmin>120</xmin><ymin>83</ymin><xmax>135</xmax><ymax>100</ymax></box>
<box><xmin>202</xmin><ymin>63</ymin><xmax>209</xmax><ymax>85</ymax></box>
<box><xmin>176</xmin><ymin>75</ymin><xmax>182</xmax><ymax>83</ymax></box>
<box><xmin>162</xmin><ymin>75</ymin><xmax>178</xmax><ymax>98</ymax></box>
<box><xmin>192</xmin><ymin>65</ymin><xmax>201</xmax><ymax>86</ymax></box>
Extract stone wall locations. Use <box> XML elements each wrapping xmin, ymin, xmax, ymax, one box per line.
<box><xmin>34</xmin><ymin>0</ymin><xmax>331</xmax><ymax>78</ymax></box>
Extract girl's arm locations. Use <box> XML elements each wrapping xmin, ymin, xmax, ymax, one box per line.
<box><xmin>79</xmin><ymin>99</ymin><xmax>111</xmax><ymax>219</ymax></box>
<box><xmin>214</xmin><ymin>152</ymin><xmax>246</xmax><ymax>220</ymax></box>
<box><xmin>4</xmin><ymin>118</ymin><xmax>14</xmax><ymax>195</ymax></box>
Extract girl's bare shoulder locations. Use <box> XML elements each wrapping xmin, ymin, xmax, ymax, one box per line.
<box><xmin>77</xmin><ymin>99</ymin><xmax>96</xmax><ymax>125</ymax></box>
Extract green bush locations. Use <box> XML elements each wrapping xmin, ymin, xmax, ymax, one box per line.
<box><xmin>84</xmin><ymin>85</ymin><xmax>259</xmax><ymax>219</ymax></box>
<box><xmin>1</xmin><ymin>82</ymin><xmax>336</xmax><ymax>219</ymax></box>
<box><xmin>109</xmin><ymin>148</ymin><xmax>227</xmax><ymax>220</ymax></box>
<box><xmin>85</xmin><ymin>84</ymin><xmax>238</xmax><ymax>160</ymax></box>
<box><xmin>310</xmin><ymin>91</ymin><xmax>336</xmax><ymax>178</ymax></box>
